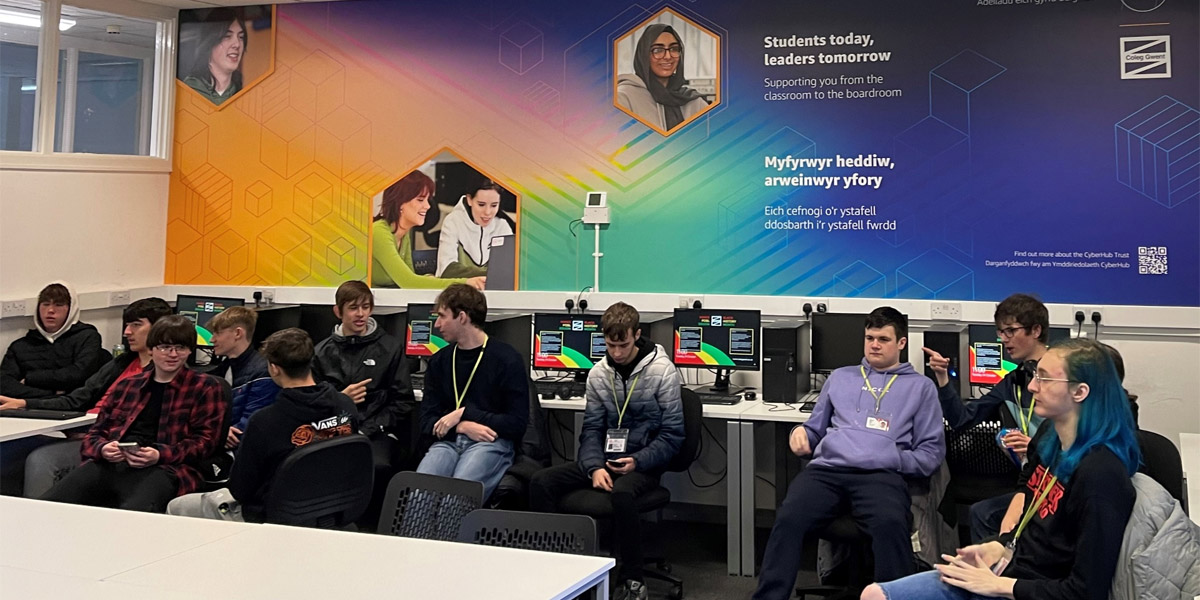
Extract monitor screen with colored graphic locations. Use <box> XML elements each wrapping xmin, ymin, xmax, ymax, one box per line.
<box><xmin>532</xmin><ymin>313</ymin><xmax>605</xmax><ymax>372</ymax></box>
<box><xmin>175</xmin><ymin>295</ymin><xmax>245</xmax><ymax>347</ymax></box>
<box><xmin>405</xmin><ymin>303</ymin><xmax>447</xmax><ymax>357</ymax></box>
<box><xmin>967</xmin><ymin>324</ymin><xmax>1070</xmax><ymax>386</ymax></box>
<box><xmin>672</xmin><ymin>309</ymin><xmax>761</xmax><ymax>370</ymax></box>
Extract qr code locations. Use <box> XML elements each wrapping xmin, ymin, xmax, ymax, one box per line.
<box><xmin>1138</xmin><ymin>246</ymin><xmax>1167</xmax><ymax>275</ymax></box>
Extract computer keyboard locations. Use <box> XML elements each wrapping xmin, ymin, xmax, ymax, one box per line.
<box><xmin>535</xmin><ymin>379</ymin><xmax>586</xmax><ymax>399</ymax></box>
<box><xmin>0</xmin><ymin>409</ymin><xmax>87</xmax><ymax>420</ymax></box>
<box><xmin>410</xmin><ymin>373</ymin><xmax>425</xmax><ymax>391</ymax></box>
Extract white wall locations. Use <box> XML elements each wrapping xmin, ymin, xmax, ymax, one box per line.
<box><xmin>0</xmin><ymin>169</ymin><xmax>168</xmax><ymax>352</ymax></box>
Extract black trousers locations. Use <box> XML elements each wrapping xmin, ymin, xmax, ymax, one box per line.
<box><xmin>753</xmin><ymin>466</ymin><xmax>914</xmax><ymax>600</ymax></box>
<box><xmin>41</xmin><ymin>461</ymin><xmax>179</xmax><ymax>513</ymax></box>
<box><xmin>529</xmin><ymin>462</ymin><xmax>661</xmax><ymax>582</ymax></box>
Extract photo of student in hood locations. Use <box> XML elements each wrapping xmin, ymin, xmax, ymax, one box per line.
<box><xmin>436</xmin><ymin>176</ymin><xmax>515</xmax><ymax>279</ymax></box>
<box><xmin>616</xmin><ymin>23</ymin><xmax>711</xmax><ymax>134</ymax></box>
<box><xmin>0</xmin><ymin>281</ymin><xmax>103</xmax><ymax>399</ymax></box>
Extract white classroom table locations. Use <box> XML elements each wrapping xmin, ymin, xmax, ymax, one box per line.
<box><xmin>0</xmin><ymin>497</ymin><xmax>614</xmax><ymax>600</ymax></box>
<box><xmin>0</xmin><ymin>414</ymin><xmax>96</xmax><ymax>442</ymax></box>
<box><xmin>1181</xmin><ymin>432</ymin><xmax>1199</xmax><ymax>523</ymax></box>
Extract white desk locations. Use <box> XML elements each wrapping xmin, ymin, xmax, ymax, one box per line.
<box><xmin>0</xmin><ymin>414</ymin><xmax>95</xmax><ymax>442</ymax></box>
<box><xmin>1181</xmin><ymin>433</ymin><xmax>1199</xmax><ymax>523</ymax></box>
<box><xmin>0</xmin><ymin>497</ymin><xmax>613</xmax><ymax>600</ymax></box>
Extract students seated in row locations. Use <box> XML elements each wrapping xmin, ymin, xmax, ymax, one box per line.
<box><xmin>754</xmin><ymin>307</ymin><xmax>945</xmax><ymax>600</ymax></box>
<box><xmin>1</xmin><ymin>298</ymin><xmax>173</xmax><ymax>498</ymax></box>
<box><xmin>0</xmin><ymin>281</ymin><xmax>103</xmax><ymax>399</ymax></box>
<box><xmin>530</xmin><ymin>302</ymin><xmax>683</xmax><ymax>600</ymax></box>
<box><xmin>312</xmin><ymin>281</ymin><xmax>416</xmax><ymax>479</ymax></box>
<box><xmin>206</xmin><ymin>306</ymin><xmax>280</xmax><ymax>450</ymax></box>
<box><xmin>925</xmin><ymin>293</ymin><xmax>1050</xmax><ymax>542</ymax></box>
<box><xmin>42</xmin><ymin>315</ymin><xmax>228</xmax><ymax>512</ymax></box>
<box><xmin>168</xmin><ymin>328</ymin><xmax>359</xmax><ymax>521</ymax></box>
<box><xmin>416</xmin><ymin>283</ymin><xmax>528</xmax><ymax>499</ymax></box>
<box><xmin>864</xmin><ymin>338</ymin><xmax>1141</xmax><ymax>600</ymax></box>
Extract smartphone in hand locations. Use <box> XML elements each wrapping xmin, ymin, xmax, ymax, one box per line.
<box><xmin>116</xmin><ymin>441</ymin><xmax>140</xmax><ymax>450</ymax></box>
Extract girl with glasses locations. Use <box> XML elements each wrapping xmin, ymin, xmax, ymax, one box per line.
<box><xmin>616</xmin><ymin>24</ymin><xmax>709</xmax><ymax>133</ymax></box>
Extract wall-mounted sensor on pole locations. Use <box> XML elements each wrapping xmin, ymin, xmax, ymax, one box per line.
<box><xmin>582</xmin><ymin>191</ymin><xmax>609</xmax><ymax>224</ymax></box>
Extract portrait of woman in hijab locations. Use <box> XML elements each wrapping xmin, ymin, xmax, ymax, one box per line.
<box><xmin>616</xmin><ymin>23</ymin><xmax>711</xmax><ymax>134</ymax></box>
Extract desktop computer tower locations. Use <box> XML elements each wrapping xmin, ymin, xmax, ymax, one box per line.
<box><xmin>762</xmin><ymin>324</ymin><xmax>810</xmax><ymax>403</ymax></box>
<box><xmin>922</xmin><ymin>329</ymin><xmax>962</xmax><ymax>394</ymax></box>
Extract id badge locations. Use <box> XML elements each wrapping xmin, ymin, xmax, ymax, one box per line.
<box><xmin>991</xmin><ymin>541</ymin><xmax>1015</xmax><ymax>576</ymax></box>
<box><xmin>866</xmin><ymin>416</ymin><xmax>890</xmax><ymax>432</ymax></box>
<box><xmin>605</xmin><ymin>428</ymin><xmax>630</xmax><ymax>453</ymax></box>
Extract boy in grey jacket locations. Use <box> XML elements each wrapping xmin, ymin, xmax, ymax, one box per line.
<box><xmin>530</xmin><ymin>302</ymin><xmax>683</xmax><ymax>600</ymax></box>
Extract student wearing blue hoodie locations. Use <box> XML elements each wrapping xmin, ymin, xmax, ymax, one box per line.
<box><xmin>754</xmin><ymin>307</ymin><xmax>946</xmax><ymax>600</ymax></box>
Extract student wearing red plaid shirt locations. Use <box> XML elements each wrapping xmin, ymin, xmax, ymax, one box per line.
<box><xmin>42</xmin><ymin>315</ymin><xmax>228</xmax><ymax>512</ymax></box>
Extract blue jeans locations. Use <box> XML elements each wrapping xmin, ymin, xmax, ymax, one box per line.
<box><xmin>878</xmin><ymin>570</ymin><xmax>994</xmax><ymax>600</ymax></box>
<box><xmin>416</xmin><ymin>434</ymin><xmax>514</xmax><ymax>499</ymax></box>
<box><xmin>970</xmin><ymin>492</ymin><xmax>1016</xmax><ymax>543</ymax></box>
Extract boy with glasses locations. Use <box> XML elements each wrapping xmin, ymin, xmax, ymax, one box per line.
<box><xmin>923</xmin><ymin>292</ymin><xmax>1050</xmax><ymax>541</ymax></box>
<box><xmin>42</xmin><ymin>315</ymin><xmax>228</xmax><ymax>512</ymax></box>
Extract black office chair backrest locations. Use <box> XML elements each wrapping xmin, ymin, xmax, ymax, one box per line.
<box><xmin>943</xmin><ymin>419</ymin><xmax>1021</xmax><ymax>478</ymax></box>
<box><xmin>376</xmin><ymin>471</ymin><xmax>484</xmax><ymax>540</ymax></box>
<box><xmin>1137</xmin><ymin>429</ymin><xmax>1184</xmax><ymax>504</ymax></box>
<box><xmin>664</xmin><ymin>386</ymin><xmax>703</xmax><ymax>473</ymax></box>
<box><xmin>263</xmin><ymin>434</ymin><xmax>374</xmax><ymax>528</ymax></box>
<box><xmin>456</xmin><ymin>509</ymin><xmax>598</xmax><ymax>555</ymax></box>
<box><xmin>518</xmin><ymin>375</ymin><xmax>551</xmax><ymax>465</ymax></box>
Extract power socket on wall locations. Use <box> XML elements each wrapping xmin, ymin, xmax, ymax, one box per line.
<box><xmin>1</xmin><ymin>300</ymin><xmax>27</xmax><ymax>318</ymax></box>
<box><xmin>930</xmin><ymin>302</ymin><xmax>962</xmax><ymax>320</ymax></box>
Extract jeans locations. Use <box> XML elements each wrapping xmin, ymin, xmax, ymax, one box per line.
<box><xmin>416</xmin><ymin>434</ymin><xmax>514</xmax><ymax>500</ymax></box>
<box><xmin>878</xmin><ymin>570</ymin><xmax>994</xmax><ymax>599</ymax></box>
<box><xmin>969</xmin><ymin>492</ymin><xmax>1016</xmax><ymax>543</ymax></box>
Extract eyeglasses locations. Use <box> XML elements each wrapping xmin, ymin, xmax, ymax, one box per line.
<box><xmin>649</xmin><ymin>45</ymin><xmax>682</xmax><ymax>58</ymax></box>
<box><xmin>996</xmin><ymin>326</ymin><xmax>1027</xmax><ymax>339</ymax></box>
<box><xmin>154</xmin><ymin>344</ymin><xmax>188</xmax><ymax>355</ymax></box>
<box><xmin>1032</xmin><ymin>372</ymin><xmax>1075</xmax><ymax>384</ymax></box>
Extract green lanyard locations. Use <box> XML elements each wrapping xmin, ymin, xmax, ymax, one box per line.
<box><xmin>1013</xmin><ymin>468</ymin><xmax>1058</xmax><ymax>542</ymax></box>
<box><xmin>608</xmin><ymin>371</ymin><xmax>641</xmax><ymax>429</ymax></box>
<box><xmin>1015</xmin><ymin>387</ymin><xmax>1037</xmax><ymax>436</ymax></box>
<box><xmin>452</xmin><ymin>338</ymin><xmax>487</xmax><ymax>410</ymax></box>
<box><xmin>860</xmin><ymin>366</ymin><xmax>898</xmax><ymax>413</ymax></box>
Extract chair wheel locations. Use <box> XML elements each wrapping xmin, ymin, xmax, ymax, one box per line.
<box><xmin>667</xmin><ymin>584</ymin><xmax>683</xmax><ymax>600</ymax></box>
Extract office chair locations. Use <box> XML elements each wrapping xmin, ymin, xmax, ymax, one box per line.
<box><xmin>488</xmin><ymin>377</ymin><xmax>552</xmax><ymax>510</ymax></box>
<box><xmin>1137</xmin><ymin>429</ymin><xmax>1184</xmax><ymax>506</ymax></box>
<box><xmin>376</xmin><ymin>471</ymin><xmax>484</xmax><ymax>541</ymax></box>
<box><xmin>557</xmin><ymin>387</ymin><xmax>703</xmax><ymax>600</ymax></box>
<box><xmin>941</xmin><ymin>419</ymin><xmax>1020</xmax><ymax>541</ymax></box>
<box><xmin>457</xmin><ymin>508</ymin><xmax>598</xmax><ymax>555</ymax></box>
<box><xmin>263</xmin><ymin>434</ymin><xmax>374</xmax><ymax>528</ymax></box>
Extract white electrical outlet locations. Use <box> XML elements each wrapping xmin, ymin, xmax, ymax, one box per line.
<box><xmin>109</xmin><ymin>290</ymin><xmax>131</xmax><ymax>306</ymax></box>
<box><xmin>930</xmin><ymin>302</ymin><xmax>962</xmax><ymax>320</ymax></box>
<box><xmin>261</xmin><ymin>289</ymin><xmax>276</xmax><ymax>306</ymax></box>
<box><xmin>678</xmin><ymin>296</ymin><xmax>701</xmax><ymax>309</ymax></box>
<box><xmin>2</xmin><ymin>300</ymin><xmax>27</xmax><ymax>318</ymax></box>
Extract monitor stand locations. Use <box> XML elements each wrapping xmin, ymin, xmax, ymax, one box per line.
<box><xmin>705</xmin><ymin>369</ymin><xmax>743</xmax><ymax>396</ymax></box>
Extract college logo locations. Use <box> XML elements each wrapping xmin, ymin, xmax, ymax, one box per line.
<box><xmin>1120</xmin><ymin>36</ymin><xmax>1170</xmax><ymax>79</ymax></box>
<box><xmin>572</xmin><ymin>320</ymin><xmax>584</xmax><ymax>331</ymax></box>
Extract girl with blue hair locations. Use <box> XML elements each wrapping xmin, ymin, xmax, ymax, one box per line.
<box><xmin>862</xmin><ymin>337</ymin><xmax>1141</xmax><ymax>600</ymax></box>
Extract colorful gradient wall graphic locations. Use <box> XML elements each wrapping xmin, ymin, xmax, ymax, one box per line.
<box><xmin>166</xmin><ymin>0</ymin><xmax>1199</xmax><ymax>307</ymax></box>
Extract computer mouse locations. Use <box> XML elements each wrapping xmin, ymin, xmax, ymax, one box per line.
<box><xmin>744</xmin><ymin>390</ymin><xmax>757</xmax><ymax>400</ymax></box>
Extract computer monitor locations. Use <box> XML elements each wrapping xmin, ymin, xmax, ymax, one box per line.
<box><xmin>405</xmin><ymin>303</ymin><xmax>446</xmax><ymax>357</ymax></box>
<box><xmin>672</xmin><ymin>308</ymin><xmax>761</xmax><ymax>392</ymax></box>
<box><xmin>175</xmin><ymin>295</ymin><xmax>245</xmax><ymax>347</ymax></box>
<box><xmin>967</xmin><ymin>324</ymin><xmax>1070</xmax><ymax>386</ymax></box>
<box><xmin>532</xmin><ymin>313</ymin><xmax>605</xmax><ymax>373</ymax></box>
<box><xmin>810</xmin><ymin>312</ymin><xmax>910</xmax><ymax>373</ymax></box>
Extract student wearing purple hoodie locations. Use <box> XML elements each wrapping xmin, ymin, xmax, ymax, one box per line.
<box><xmin>753</xmin><ymin>307</ymin><xmax>946</xmax><ymax>600</ymax></box>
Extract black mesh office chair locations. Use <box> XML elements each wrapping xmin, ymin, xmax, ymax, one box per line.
<box><xmin>556</xmin><ymin>387</ymin><xmax>703</xmax><ymax>600</ymax></box>
<box><xmin>263</xmin><ymin>434</ymin><xmax>374</xmax><ymax>528</ymax></box>
<box><xmin>941</xmin><ymin>419</ymin><xmax>1020</xmax><ymax>541</ymax></box>
<box><xmin>376</xmin><ymin>471</ymin><xmax>484</xmax><ymax>541</ymax></box>
<box><xmin>456</xmin><ymin>508</ymin><xmax>598</xmax><ymax>555</ymax></box>
<box><xmin>1137</xmin><ymin>429</ymin><xmax>1184</xmax><ymax>506</ymax></box>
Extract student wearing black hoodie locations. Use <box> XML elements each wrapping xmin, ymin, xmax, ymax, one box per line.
<box><xmin>0</xmin><ymin>281</ymin><xmax>103</xmax><ymax>399</ymax></box>
<box><xmin>168</xmin><ymin>328</ymin><xmax>358</xmax><ymax>522</ymax></box>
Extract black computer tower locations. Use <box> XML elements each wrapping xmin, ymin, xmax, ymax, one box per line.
<box><xmin>762</xmin><ymin>325</ymin><xmax>810</xmax><ymax>403</ymax></box>
<box><xmin>922</xmin><ymin>329</ymin><xmax>961</xmax><ymax>393</ymax></box>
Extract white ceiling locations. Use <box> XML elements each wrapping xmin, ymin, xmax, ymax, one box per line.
<box><xmin>137</xmin><ymin>0</ymin><xmax>346</xmax><ymax>9</ymax></box>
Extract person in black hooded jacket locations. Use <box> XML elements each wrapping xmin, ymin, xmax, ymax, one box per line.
<box><xmin>0</xmin><ymin>282</ymin><xmax>103</xmax><ymax>399</ymax></box>
<box><xmin>168</xmin><ymin>328</ymin><xmax>359</xmax><ymax>522</ymax></box>
<box><xmin>311</xmin><ymin>282</ymin><xmax>415</xmax><ymax>482</ymax></box>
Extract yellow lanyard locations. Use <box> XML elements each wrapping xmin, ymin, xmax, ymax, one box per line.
<box><xmin>608</xmin><ymin>371</ymin><xmax>641</xmax><ymax>429</ymax></box>
<box><xmin>452</xmin><ymin>338</ymin><xmax>487</xmax><ymax>410</ymax></box>
<box><xmin>1013</xmin><ymin>468</ymin><xmax>1058</xmax><ymax>542</ymax></box>
<box><xmin>860</xmin><ymin>366</ymin><xmax>898</xmax><ymax>413</ymax></box>
<box><xmin>1015</xmin><ymin>387</ymin><xmax>1037</xmax><ymax>436</ymax></box>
